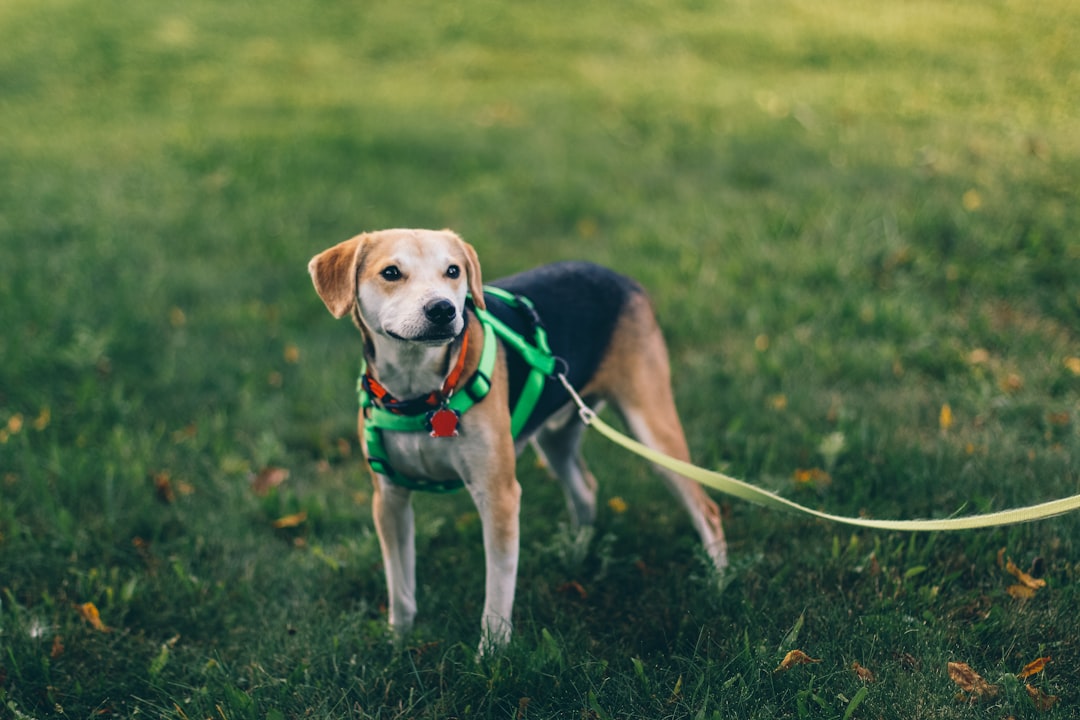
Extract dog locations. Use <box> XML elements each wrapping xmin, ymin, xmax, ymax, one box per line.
<box><xmin>308</xmin><ymin>228</ymin><xmax>727</xmax><ymax>651</ymax></box>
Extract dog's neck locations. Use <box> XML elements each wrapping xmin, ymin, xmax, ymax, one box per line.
<box><xmin>363</xmin><ymin>330</ymin><xmax>465</xmax><ymax>401</ymax></box>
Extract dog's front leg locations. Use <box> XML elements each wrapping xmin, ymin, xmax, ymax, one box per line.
<box><xmin>465</xmin><ymin>461</ymin><xmax>522</xmax><ymax>654</ymax></box>
<box><xmin>372</xmin><ymin>477</ymin><xmax>417</xmax><ymax>641</ymax></box>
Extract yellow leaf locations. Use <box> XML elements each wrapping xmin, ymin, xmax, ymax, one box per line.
<box><xmin>1025</xmin><ymin>684</ymin><xmax>1059</xmax><ymax>711</ymax></box>
<box><xmin>1065</xmin><ymin>357</ymin><xmax>1080</xmax><ymax>376</ymax></box>
<box><xmin>272</xmin><ymin>510</ymin><xmax>307</xmax><ymax>529</ymax></box>
<box><xmin>284</xmin><ymin>344</ymin><xmax>301</xmax><ymax>364</ymax></box>
<box><xmin>939</xmin><ymin>403</ymin><xmax>953</xmax><ymax>431</ymax></box>
<box><xmin>169</xmin><ymin>307</ymin><xmax>187</xmax><ymax>327</ymax></box>
<box><xmin>767</xmin><ymin>393</ymin><xmax>787</xmax><ymax>411</ymax></box>
<box><xmin>1017</xmin><ymin>656</ymin><xmax>1051</xmax><ymax>679</ymax></box>
<box><xmin>77</xmin><ymin>602</ymin><xmax>110</xmax><ymax>632</ymax></box>
<box><xmin>607</xmin><ymin>496</ymin><xmax>628</xmax><ymax>514</ymax></box>
<box><xmin>947</xmin><ymin>661</ymin><xmax>997</xmax><ymax>699</ymax></box>
<box><xmin>33</xmin><ymin>407</ymin><xmax>51</xmax><ymax>431</ymax></box>
<box><xmin>775</xmin><ymin>649</ymin><xmax>821</xmax><ymax>672</ymax></box>
<box><xmin>962</xmin><ymin>189</ymin><xmax>982</xmax><ymax>211</ymax></box>
<box><xmin>793</xmin><ymin>468</ymin><xmax>831</xmax><ymax>488</ymax></box>
<box><xmin>6</xmin><ymin>414</ymin><xmax>23</xmax><ymax>434</ymax></box>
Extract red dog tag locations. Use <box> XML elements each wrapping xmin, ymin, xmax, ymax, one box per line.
<box><xmin>427</xmin><ymin>408</ymin><xmax>460</xmax><ymax>438</ymax></box>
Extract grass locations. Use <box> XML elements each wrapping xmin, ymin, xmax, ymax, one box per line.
<box><xmin>1</xmin><ymin>0</ymin><xmax>1078</xmax><ymax>717</ymax></box>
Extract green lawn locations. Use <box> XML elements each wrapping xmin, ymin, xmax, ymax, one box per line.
<box><xmin>1</xmin><ymin>0</ymin><xmax>1078</xmax><ymax>717</ymax></box>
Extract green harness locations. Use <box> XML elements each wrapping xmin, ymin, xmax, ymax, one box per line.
<box><xmin>358</xmin><ymin>286</ymin><xmax>557</xmax><ymax>493</ymax></box>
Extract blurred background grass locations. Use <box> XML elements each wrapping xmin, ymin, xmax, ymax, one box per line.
<box><xmin>1</xmin><ymin>0</ymin><xmax>1078</xmax><ymax>718</ymax></box>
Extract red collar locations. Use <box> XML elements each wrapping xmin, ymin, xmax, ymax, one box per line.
<box><xmin>363</xmin><ymin>330</ymin><xmax>470</xmax><ymax>414</ymax></box>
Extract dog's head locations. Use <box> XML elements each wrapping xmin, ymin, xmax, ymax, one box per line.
<box><xmin>308</xmin><ymin>228</ymin><xmax>485</xmax><ymax>346</ymax></box>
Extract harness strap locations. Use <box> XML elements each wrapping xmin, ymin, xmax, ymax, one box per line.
<box><xmin>474</xmin><ymin>286</ymin><xmax>556</xmax><ymax>437</ymax></box>
<box><xmin>359</xmin><ymin>286</ymin><xmax>557</xmax><ymax>492</ymax></box>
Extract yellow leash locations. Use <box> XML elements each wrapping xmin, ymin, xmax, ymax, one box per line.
<box><xmin>557</xmin><ymin>375</ymin><xmax>1080</xmax><ymax>531</ymax></box>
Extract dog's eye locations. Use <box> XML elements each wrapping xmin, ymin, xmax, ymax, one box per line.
<box><xmin>380</xmin><ymin>266</ymin><xmax>402</xmax><ymax>281</ymax></box>
<box><xmin>446</xmin><ymin>265</ymin><xmax>461</xmax><ymax>279</ymax></box>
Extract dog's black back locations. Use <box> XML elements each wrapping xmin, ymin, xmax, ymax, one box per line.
<box><xmin>484</xmin><ymin>261</ymin><xmax>644</xmax><ymax>438</ymax></box>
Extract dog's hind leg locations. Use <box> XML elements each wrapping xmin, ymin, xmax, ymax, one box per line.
<box><xmin>592</xmin><ymin>295</ymin><xmax>729</xmax><ymax>571</ymax></box>
<box><xmin>532</xmin><ymin>405</ymin><xmax>601</xmax><ymax>530</ymax></box>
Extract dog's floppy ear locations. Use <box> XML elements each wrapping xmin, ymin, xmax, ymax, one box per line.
<box><xmin>453</xmin><ymin>233</ymin><xmax>486</xmax><ymax>311</ymax></box>
<box><xmin>308</xmin><ymin>234</ymin><xmax>366</xmax><ymax>318</ymax></box>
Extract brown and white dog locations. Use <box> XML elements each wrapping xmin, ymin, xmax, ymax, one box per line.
<box><xmin>308</xmin><ymin>228</ymin><xmax>727</xmax><ymax>651</ymax></box>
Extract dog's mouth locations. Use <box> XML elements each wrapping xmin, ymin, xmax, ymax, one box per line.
<box><xmin>386</xmin><ymin>328</ymin><xmax>459</xmax><ymax>345</ymax></box>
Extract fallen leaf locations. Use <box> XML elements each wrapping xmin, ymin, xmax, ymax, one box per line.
<box><xmin>77</xmin><ymin>602</ymin><xmax>110</xmax><ymax>632</ymax></box>
<box><xmin>668</xmin><ymin>675</ymin><xmax>683</xmax><ymax>704</ymax></box>
<box><xmin>251</xmin><ymin>467</ymin><xmax>290</xmax><ymax>496</ymax></box>
<box><xmin>851</xmin><ymin>661</ymin><xmax>875</xmax><ymax>682</ymax></box>
<box><xmin>1000</xmin><ymin>373</ymin><xmax>1024</xmax><ymax>394</ymax></box>
<box><xmin>1025</xmin><ymin>684</ymin><xmax>1059</xmax><ymax>711</ymax></box>
<box><xmin>1018</xmin><ymin>656</ymin><xmax>1051</xmax><ymax>679</ymax></box>
<box><xmin>939</xmin><ymin>403</ymin><xmax>953</xmax><ymax>431</ymax></box>
<box><xmin>33</xmin><ymin>407</ymin><xmax>50</xmax><ymax>431</ymax></box>
<box><xmin>556</xmin><ymin>580</ymin><xmax>588</xmax><ymax>600</ymax></box>
<box><xmin>947</xmin><ymin>661</ymin><xmax>997</xmax><ymax>699</ymax></box>
<box><xmin>284</xmin><ymin>344</ymin><xmax>301</xmax><ymax>363</ymax></box>
<box><xmin>1007</xmin><ymin>584</ymin><xmax>1037</xmax><ymax>600</ymax></box>
<box><xmin>793</xmin><ymin>468</ymin><xmax>832</xmax><ymax>487</ymax></box>
<box><xmin>51</xmin><ymin>635</ymin><xmax>65</xmax><ymax>658</ymax></box>
<box><xmin>169</xmin><ymin>307</ymin><xmax>187</xmax><ymax>327</ymax></box>
<box><xmin>272</xmin><ymin>510</ymin><xmax>307</xmax><ymax>529</ymax></box>
<box><xmin>154</xmin><ymin>472</ymin><xmax>175</xmax><ymax>503</ymax></box>
<box><xmin>1047</xmin><ymin>412</ymin><xmax>1070</xmax><ymax>427</ymax></box>
<box><xmin>1065</xmin><ymin>357</ymin><xmax>1080</xmax><ymax>376</ymax></box>
<box><xmin>775</xmin><ymin>649</ymin><xmax>821</xmax><ymax>672</ymax></box>
<box><xmin>962</xmin><ymin>189</ymin><xmax>982</xmax><ymax>211</ymax></box>
<box><xmin>1004</xmin><ymin>557</ymin><xmax>1046</xmax><ymax>590</ymax></box>
<box><xmin>607</xmin><ymin>496</ymin><xmax>628</xmax><ymax>514</ymax></box>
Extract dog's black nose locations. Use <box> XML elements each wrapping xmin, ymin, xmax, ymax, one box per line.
<box><xmin>424</xmin><ymin>299</ymin><xmax>457</xmax><ymax>326</ymax></box>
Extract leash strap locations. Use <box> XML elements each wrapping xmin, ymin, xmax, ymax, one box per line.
<box><xmin>556</xmin><ymin>375</ymin><xmax>1080</xmax><ymax>531</ymax></box>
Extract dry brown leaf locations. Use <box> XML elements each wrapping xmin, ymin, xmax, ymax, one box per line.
<box><xmin>556</xmin><ymin>580</ymin><xmax>588</xmax><ymax>600</ymax></box>
<box><xmin>1007</xmin><ymin>584</ymin><xmax>1037</xmax><ymax>600</ymax></box>
<box><xmin>77</xmin><ymin>602</ymin><xmax>110</xmax><ymax>632</ymax></box>
<box><xmin>251</xmin><ymin>467</ymin><xmax>290</xmax><ymax>496</ymax></box>
<box><xmin>1025</xmin><ymin>684</ymin><xmax>1060</xmax><ymax>711</ymax></box>
<box><xmin>1005</xmin><ymin>558</ymin><xmax>1046</xmax><ymax>590</ymax></box>
<box><xmin>1018</xmin><ymin>656</ymin><xmax>1051</xmax><ymax>679</ymax></box>
<box><xmin>271</xmin><ymin>510</ymin><xmax>307</xmax><ymax>529</ymax></box>
<box><xmin>154</xmin><ymin>472</ymin><xmax>175</xmax><ymax>503</ymax></box>
<box><xmin>947</xmin><ymin>661</ymin><xmax>997</xmax><ymax>699</ymax></box>
<box><xmin>851</xmin><ymin>661</ymin><xmax>875</xmax><ymax>682</ymax></box>
<box><xmin>775</xmin><ymin>649</ymin><xmax>822</xmax><ymax>672</ymax></box>
<box><xmin>51</xmin><ymin>635</ymin><xmax>65</xmax><ymax>658</ymax></box>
